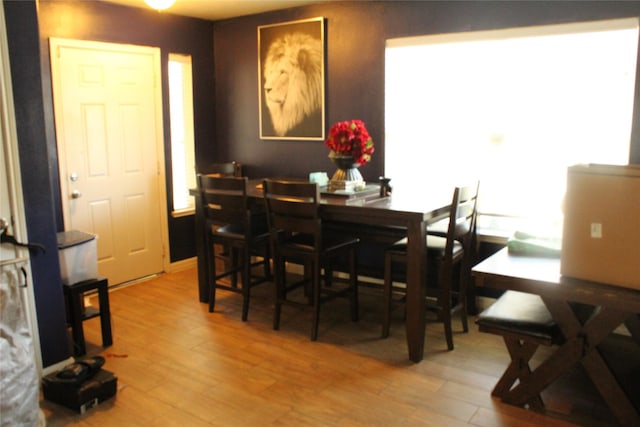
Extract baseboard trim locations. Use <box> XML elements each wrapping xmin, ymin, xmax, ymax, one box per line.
<box><xmin>167</xmin><ymin>257</ymin><xmax>196</xmax><ymax>273</ymax></box>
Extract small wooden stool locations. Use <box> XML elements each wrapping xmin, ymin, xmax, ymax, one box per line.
<box><xmin>63</xmin><ymin>277</ymin><xmax>112</xmax><ymax>356</ymax></box>
<box><xmin>476</xmin><ymin>290</ymin><xmax>563</xmax><ymax>410</ymax></box>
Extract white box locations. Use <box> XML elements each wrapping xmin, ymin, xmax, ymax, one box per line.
<box><xmin>57</xmin><ymin>230</ymin><xmax>98</xmax><ymax>285</ymax></box>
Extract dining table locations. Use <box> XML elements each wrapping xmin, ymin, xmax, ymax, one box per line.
<box><xmin>192</xmin><ymin>179</ymin><xmax>452</xmax><ymax>362</ymax></box>
<box><xmin>472</xmin><ymin>248</ymin><xmax>640</xmax><ymax>426</ymax></box>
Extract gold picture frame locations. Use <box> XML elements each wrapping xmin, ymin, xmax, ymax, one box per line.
<box><xmin>258</xmin><ymin>17</ymin><xmax>325</xmax><ymax>140</ymax></box>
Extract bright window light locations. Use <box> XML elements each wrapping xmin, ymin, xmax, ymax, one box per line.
<box><xmin>169</xmin><ymin>53</ymin><xmax>196</xmax><ymax>215</ymax></box>
<box><xmin>385</xmin><ymin>18</ymin><xmax>638</xmax><ymax>237</ymax></box>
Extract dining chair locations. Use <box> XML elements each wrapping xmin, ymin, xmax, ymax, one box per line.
<box><xmin>262</xmin><ymin>179</ymin><xmax>359</xmax><ymax>341</ymax></box>
<box><xmin>383</xmin><ymin>182</ymin><xmax>479</xmax><ymax>350</ymax></box>
<box><xmin>198</xmin><ymin>162</ymin><xmax>242</xmax><ymax>286</ymax></box>
<box><xmin>197</xmin><ymin>174</ymin><xmax>271</xmax><ymax>320</ymax></box>
<box><xmin>200</xmin><ymin>161</ymin><xmax>242</xmax><ymax>177</ymax></box>
<box><xmin>475</xmin><ymin>290</ymin><xmax>563</xmax><ymax>409</ymax></box>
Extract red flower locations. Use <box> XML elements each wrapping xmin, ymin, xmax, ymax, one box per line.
<box><xmin>324</xmin><ymin>120</ymin><xmax>375</xmax><ymax>165</ymax></box>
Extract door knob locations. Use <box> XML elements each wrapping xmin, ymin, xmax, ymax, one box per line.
<box><xmin>71</xmin><ymin>190</ymin><xmax>82</xmax><ymax>199</ymax></box>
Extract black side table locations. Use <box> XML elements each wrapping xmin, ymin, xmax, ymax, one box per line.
<box><xmin>63</xmin><ymin>277</ymin><xmax>112</xmax><ymax>356</ymax></box>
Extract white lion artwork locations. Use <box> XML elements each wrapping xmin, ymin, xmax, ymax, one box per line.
<box><xmin>262</xmin><ymin>32</ymin><xmax>323</xmax><ymax>137</ymax></box>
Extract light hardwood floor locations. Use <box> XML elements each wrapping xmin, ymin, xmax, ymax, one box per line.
<box><xmin>41</xmin><ymin>267</ymin><xmax>620</xmax><ymax>426</ymax></box>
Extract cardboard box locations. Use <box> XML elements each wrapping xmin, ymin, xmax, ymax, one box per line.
<box><xmin>561</xmin><ymin>164</ymin><xmax>640</xmax><ymax>289</ymax></box>
<box><xmin>57</xmin><ymin>230</ymin><xmax>98</xmax><ymax>285</ymax></box>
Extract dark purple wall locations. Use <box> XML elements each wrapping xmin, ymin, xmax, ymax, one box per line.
<box><xmin>4</xmin><ymin>0</ymin><xmax>69</xmax><ymax>367</ymax></box>
<box><xmin>214</xmin><ymin>1</ymin><xmax>640</xmax><ymax>180</ymax></box>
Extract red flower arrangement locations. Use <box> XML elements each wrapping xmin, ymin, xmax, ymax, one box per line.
<box><xmin>324</xmin><ymin>119</ymin><xmax>375</xmax><ymax>165</ymax></box>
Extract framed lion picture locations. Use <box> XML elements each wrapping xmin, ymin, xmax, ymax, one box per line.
<box><xmin>258</xmin><ymin>17</ymin><xmax>325</xmax><ymax>140</ymax></box>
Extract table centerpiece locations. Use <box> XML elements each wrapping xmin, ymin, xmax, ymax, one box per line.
<box><xmin>324</xmin><ymin>119</ymin><xmax>374</xmax><ymax>191</ymax></box>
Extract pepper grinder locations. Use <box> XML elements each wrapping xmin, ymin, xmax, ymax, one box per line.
<box><xmin>379</xmin><ymin>177</ymin><xmax>392</xmax><ymax>197</ymax></box>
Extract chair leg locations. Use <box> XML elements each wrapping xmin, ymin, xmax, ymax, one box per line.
<box><xmin>273</xmin><ymin>254</ymin><xmax>284</xmax><ymax>331</ymax></box>
<box><xmin>459</xmin><ymin>263</ymin><xmax>470</xmax><ymax>333</ymax></box>
<box><xmin>208</xmin><ymin>241</ymin><xmax>217</xmax><ymax>313</ymax></box>
<box><xmin>324</xmin><ymin>258</ymin><xmax>333</xmax><ymax>288</ymax></box>
<box><xmin>350</xmin><ymin>249</ymin><xmax>359</xmax><ymax>322</ymax></box>
<box><xmin>68</xmin><ymin>291</ymin><xmax>87</xmax><ymax>356</ymax></box>
<box><xmin>302</xmin><ymin>259</ymin><xmax>314</xmax><ymax>301</ymax></box>
<box><xmin>311</xmin><ymin>259</ymin><xmax>321</xmax><ymax>341</ymax></box>
<box><xmin>442</xmin><ymin>302</ymin><xmax>454</xmax><ymax>351</ymax></box>
<box><xmin>230</xmin><ymin>248</ymin><xmax>239</xmax><ymax>288</ymax></box>
<box><xmin>208</xmin><ymin>282</ymin><xmax>217</xmax><ymax>313</ymax></box>
<box><xmin>382</xmin><ymin>252</ymin><xmax>398</xmax><ymax>338</ymax></box>
<box><xmin>96</xmin><ymin>281</ymin><xmax>113</xmax><ymax>347</ymax></box>
<box><xmin>493</xmin><ymin>337</ymin><xmax>545</xmax><ymax>410</ymax></box>
<box><xmin>443</xmin><ymin>321</ymin><xmax>454</xmax><ymax>350</ymax></box>
<box><xmin>263</xmin><ymin>245</ymin><xmax>272</xmax><ymax>281</ymax></box>
<box><xmin>241</xmin><ymin>246</ymin><xmax>251</xmax><ymax>322</ymax></box>
<box><xmin>440</xmin><ymin>264</ymin><xmax>454</xmax><ymax>351</ymax></box>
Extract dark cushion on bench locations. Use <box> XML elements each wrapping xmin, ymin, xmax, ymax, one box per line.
<box><xmin>476</xmin><ymin>290</ymin><xmax>563</xmax><ymax>344</ymax></box>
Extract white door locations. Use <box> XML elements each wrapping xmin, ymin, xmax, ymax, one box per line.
<box><xmin>50</xmin><ymin>38</ymin><xmax>168</xmax><ymax>286</ymax></box>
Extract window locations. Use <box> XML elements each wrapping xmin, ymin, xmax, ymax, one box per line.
<box><xmin>168</xmin><ymin>53</ymin><xmax>196</xmax><ymax>215</ymax></box>
<box><xmin>385</xmin><ymin>18</ymin><xmax>638</xmax><ymax>237</ymax></box>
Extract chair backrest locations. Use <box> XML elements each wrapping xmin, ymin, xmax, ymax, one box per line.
<box><xmin>200</xmin><ymin>162</ymin><xmax>242</xmax><ymax>177</ymax></box>
<box><xmin>262</xmin><ymin>179</ymin><xmax>322</xmax><ymax>247</ymax></box>
<box><xmin>197</xmin><ymin>174</ymin><xmax>251</xmax><ymax>234</ymax></box>
<box><xmin>446</xmin><ymin>182</ymin><xmax>480</xmax><ymax>255</ymax></box>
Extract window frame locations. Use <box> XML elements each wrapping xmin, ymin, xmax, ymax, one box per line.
<box><xmin>168</xmin><ymin>53</ymin><xmax>196</xmax><ymax>217</ymax></box>
<box><xmin>384</xmin><ymin>18</ymin><xmax>639</xmax><ymax>239</ymax></box>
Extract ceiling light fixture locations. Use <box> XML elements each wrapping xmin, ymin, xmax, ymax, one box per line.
<box><xmin>144</xmin><ymin>0</ymin><xmax>176</xmax><ymax>12</ymax></box>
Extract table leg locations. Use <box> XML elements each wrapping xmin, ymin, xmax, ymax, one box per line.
<box><xmin>581</xmin><ymin>348</ymin><xmax>639</xmax><ymax>426</ymax></box>
<box><xmin>504</xmin><ymin>337</ymin><xmax>583</xmax><ymax>406</ymax></box>
<box><xmin>404</xmin><ymin>219</ymin><xmax>427</xmax><ymax>362</ymax></box>
<box><xmin>578</xmin><ymin>307</ymin><xmax>638</xmax><ymax>426</ymax></box>
<box><xmin>624</xmin><ymin>314</ymin><xmax>640</xmax><ymax>343</ymax></box>
<box><xmin>194</xmin><ymin>194</ymin><xmax>209</xmax><ymax>303</ymax></box>
<box><xmin>506</xmin><ymin>299</ymin><xmax>639</xmax><ymax>425</ymax></box>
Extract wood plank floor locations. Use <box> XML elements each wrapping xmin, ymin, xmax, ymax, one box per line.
<box><xmin>41</xmin><ymin>267</ymin><xmax>621</xmax><ymax>426</ymax></box>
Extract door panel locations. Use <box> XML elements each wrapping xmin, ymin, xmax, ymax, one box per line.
<box><xmin>51</xmin><ymin>39</ymin><xmax>167</xmax><ymax>286</ymax></box>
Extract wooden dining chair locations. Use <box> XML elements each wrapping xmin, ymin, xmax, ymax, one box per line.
<box><xmin>383</xmin><ymin>182</ymin><xmax>479</xmax><ymax>350</ymax></box>
<box><xmin>262</xmin><ymin>179</ymin><xmax>359</xmax><ymax>341</ymax></box>
<box><xmin>198</xmin><ymin>162</ymin><xmax>242</xmax><ymax>285</ymax></box>
<box><xmin>197</xmin><ymin>174</ymin><xmax>271</xmax><ymax>320</ymax></box>
<box><xmin>200</xmin><ymin>161</ymin><xmax>241</xmax><ymax>177</ymax></box>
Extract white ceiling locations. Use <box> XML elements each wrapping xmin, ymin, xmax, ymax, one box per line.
<box><xmin>100</xmin><ymin>0</ymin><xmax>326</xmax><ymax>21</ymax></box>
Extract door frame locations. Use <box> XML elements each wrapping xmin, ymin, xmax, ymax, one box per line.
<box><xmin>0</xmin><ymin>2</ymin><xmax>42</xmax><ymax>371</ymax></box>
<box><xmin>49</xmin><ymin>37</ymin><xmax>170</xmax><ymax>280</ymax></box>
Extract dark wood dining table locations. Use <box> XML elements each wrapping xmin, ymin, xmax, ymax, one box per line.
<box><xmin>192</xmin><ymin>179</ymin><xmax>452</xmax><ymax>362</ymax></box>
<box><xmin>472</xmin><ymin>248</ymin><xmax>640</xmax><ymax>426</ymax></box>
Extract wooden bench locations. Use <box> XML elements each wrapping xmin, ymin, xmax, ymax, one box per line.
<box><xmin>476</xmin><ymin>290</ymin><xmax>564</xmax><ymax>409</ymax></box>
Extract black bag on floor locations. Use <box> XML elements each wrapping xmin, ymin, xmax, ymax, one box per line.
<box><xmin>42</xmin><ymin>356</ymin><xmax>117</xmax><ymax>413</ymax></box>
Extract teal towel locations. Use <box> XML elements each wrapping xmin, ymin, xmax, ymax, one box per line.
<box><xmin>507</xmin><ymin>231</ymin><xmax>561</xmax><ymax>257</ymax></box>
